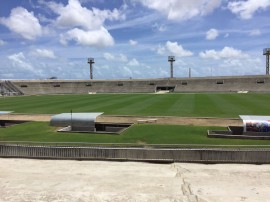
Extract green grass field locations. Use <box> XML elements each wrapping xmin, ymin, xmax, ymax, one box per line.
<box><xmin>1</xmin><ymin>93</ymin><xmax>270</xmax><ymax>117</ymax></box>
<box><xmin>1</xmin><ymin>122</ymin><xmax>270</xmax><ymax>146</ymax></box>
<box><xmin>1</xmin><ymin>93</ymin><xmax>270</xmax><ymax>146</ymax></box>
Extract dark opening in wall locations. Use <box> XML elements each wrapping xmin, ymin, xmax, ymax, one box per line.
<box><xmin>156</xmin><ymin>86</ymin><xmax>175</xmax><ymax>92</ymax></box>
<box><xmin>53</xmin><ymin>84</ymin><xmax>60</xmax><ymax>87</ymax></box>
<box><xmin>216</xmin><ymin>80</ymin><xmax>224</xmax><ymax>84</ymax></box>
<box><xmin>149</xmin><ymin>82</ymin><xmax>155</xmax><ymax>85</ymax></box>
<box><xmin>117</xmin><ymin>83</ymin><xmax>123</xmax><ymax>86</ymax></box>
<box><xmin>20</xmin><ymin>84</ymin><xmax>28</xmax><ymax>88</ymax></box>
<box><xmin>85</xmin><ymin>83</ymin><xmax>92</xmax><ymax>86</ymax></box>
<box><xmin>256</xmin><ymin>80</ymin><xmax>265</xmax><ymax>84</ymax></box>
<box><xmin>181</xmin><ymin>81</ymin><xmax>188</xmax><ymax>85</ymax></box>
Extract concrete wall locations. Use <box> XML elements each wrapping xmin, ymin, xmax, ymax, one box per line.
<box><xmin>11</xmin><ymin>75</ymin><xmax>270</xmax><ymax>95</ymax></box>
<box><xmin>1</xmin><ymin>144</ymin><xmax>270</xmax><ymax>163</ymax></box>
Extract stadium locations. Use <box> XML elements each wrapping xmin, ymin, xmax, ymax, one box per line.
<box><xmin>1</xmin><ymin>72</ymin><xmax>270</xmax><ymax>163</ymax></box>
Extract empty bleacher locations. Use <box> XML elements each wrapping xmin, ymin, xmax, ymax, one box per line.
<box><xmin>9</xmin><ymin>75</ymin><xmax>270</xmax><ymax>95</ymax></box>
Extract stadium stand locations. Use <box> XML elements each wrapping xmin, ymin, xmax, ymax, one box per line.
<box><xmin>0</xmin><ymin>80</ymin><xmax>24</xmax><ymax>95</ymax></box>
<box><xmin>8</xmin><ymin>75</ymin><xmax>270</xmax><ymax>95</ymax></box>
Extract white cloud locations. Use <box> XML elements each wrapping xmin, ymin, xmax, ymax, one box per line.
<box><xmin>152</xmin><ymin>23</ymin><xmax>166</xmax><ymax>32</ymax></box>
<box><xmin>199</xmin><ymin>46</ymin><xmax>248</xmax><ymax>60</ymax></box>
<box><xmin>128</xmin><ymin>58</ymin><xmax>140</xmax><ymax>66</ymax></box>
<box><xmin>103</xmin><ymin>52</ymin><xmax>128</xmax><ymax>62</ymax></box>
<box><xmin>129</xmin><ymin>39</ymin><xmax>138</xmax><ymax>46</ymax></box>
<box><xmin>119</xmin><ymin>54</ymin><xmax>128</xmax><ymax>62</ymax></box>
<box><xmin>47</xmin><ymin>0</ymin><xmax>124</xmax><ymax>30</ymax></box>
<box><xmin>249</xmin><ymin>29</ymin><xmax>261</xmax><ymax>36</ymax></box>
<box><xmin>0</xmin><ymin>7</ymin><xmax>42</xmax><ymax>40</ymax></box>
<box><xmin>103</xmin><ymin>52</ymin><xmax>115</xmax><ymax>60</ymax></box>
<box><xmin>123</xmin><ymin>66</ymin><xmax>133</xmax><ymax>76</ymax></box>
<box><xmin>206</xmin><ymin>28</ymin><xmax>219</xmax><ymax>40</ymax></box>
<box><xmin>43</xmin><ymin>0</ymin><xmax>123</xmax><ymax>47</ymax></box>
<box><xmin>0</xmin><ymin>40</ymin><xmax>6</xmax><ymax>46</ymax></box>
<box><xmin>157</xmin><ymin>41</ymin><xmax>193</xmax><ymax>57</ymax></box>
<box><xmin>228</xmin><ymin>0</ymin><xmax>270</xmax><ymax>19</ymax></box>
<box><xmin>34</xmin><ymin>49</ymin><xmax>56</xmax><ymax>58</ymax></box>
<box><xmin>137</xmin><ymin>0</ymin><xmax>221</xmax><ymax>21</ymax></box>
<box><xmin>60</xmin><ymin>27</ymin><xmax>114</xmax><ymax>47</ymax></box>
<box><xmin>8</xmin><ymin>52</ymin><xmax>34</xmax><ymax>70</ymax></box>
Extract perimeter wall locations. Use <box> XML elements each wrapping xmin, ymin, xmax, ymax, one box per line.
<box><xmin>1</xmin><ymin>144</ymin><xmax>270</xmax><ymax>164</ymax></box>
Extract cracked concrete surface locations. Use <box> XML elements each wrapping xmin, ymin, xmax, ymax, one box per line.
<box><xmin>0</xmin><ymin>158</ymin><xmax>270</xmax><ymax>202</ymax></box>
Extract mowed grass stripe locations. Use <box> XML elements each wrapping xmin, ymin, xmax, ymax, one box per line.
<box><xmin>1</xmin><ymin>122</ymin><xmax>270</xmax><ymax>145</ymax></box>
<box><xmin>206</xmin><ymin>94</ymin><xmax>248</xmax><ymax>117</ymax></box>
<box><xmin>166</xmin><ymin>94</ymin><xmax>195</xmax><ymax>116</ymax></box>
<box><xmin>113</xmin><ymin>94</ymin><xmax>163</xmax><ymax>115</ymax></box>
<box><xmin>1</xmin><ymin>93</ymin><xmax>270</xmax><ymax>117</ymax></box>
<box><xmin>193</xmin><ymin>94</ymin><xmax>221</xmax><ymax>117</ymax></box>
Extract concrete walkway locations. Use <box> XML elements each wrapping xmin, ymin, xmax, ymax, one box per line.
<box><xmin>0</xmin><ymin>158</ymin><xmax>269</xmax><ymax>202</ymax></box>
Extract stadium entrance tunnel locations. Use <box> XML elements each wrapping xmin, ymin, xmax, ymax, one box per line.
<box><xmin>0</xmin><ymin>120</ymin><xmax>29</xmax><ymax>128</ymax></box>
<box><xmin>156</xmin><ymin>86</ymin><xmax>175</xmax><ymax>92</ymax></box>
<box><xmin>50</xmin><ymin>112</ymin><xmax>132</xmax><ymax>134</ymax></box>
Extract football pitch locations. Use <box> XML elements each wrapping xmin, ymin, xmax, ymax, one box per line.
<box><xmin>1</xmin><ymin>93</ymin><xmax>270</xmax><ymax>146</ymax></box>
<box><xmin>1</xmin><ymin>93</ymin><xmax>270</xmax><ymax>117</ymax></box>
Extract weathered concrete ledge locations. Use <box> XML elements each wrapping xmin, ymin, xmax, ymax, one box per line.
<box><xmin>1</xmin><ymin>144</ymin><xmax>270</xmax><ymax>164</ymax></box>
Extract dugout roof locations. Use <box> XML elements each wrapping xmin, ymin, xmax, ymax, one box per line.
<box><xmin>0</xmin><ymin>111</ymin><xmax>13</xmax><ymax>115</ymax></box>
<box><xmin>50</xmin><ymin>112</ymin><xmax>103</xmax><ymax>127</ymax></box>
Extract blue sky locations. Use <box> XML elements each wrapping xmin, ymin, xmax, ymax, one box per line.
<box><xmin>0</xmin><ymin>0</ymin><xmax>270</xmax><ymax>80</ymax></box>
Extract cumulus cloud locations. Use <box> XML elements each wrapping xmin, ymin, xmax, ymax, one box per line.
<box><xmin>33</xmin><ymin>49</ymin><xmax>56</xmax><ymax>58</ymax></box>
<box><xmin>129</xmin><ymin>39</ymin><xmax>138</xmax><ymax>46</ymax></box>
<box><xmin>47</xmin><ymin>0</ymin><xmax>124</xmax><ymax>30</ymax></box>
<box><xmin>157</xmin><ymin>41</ymin><xmax>193</xmax><ymax>57</ymax></box>
<box><xmin>43</xmin><ymin>0</ymin><xmax>124</xmax><ymax>47</ymax></box>
<box><xmin>103</xmin><ymin>52</ymin><xmax>128</xmax><ymax>62</ymax></box>
<box><xmin>228</xmin><ymin>0</ymin><xmax>270</xmax><ymax>19</ymax></box>
<box><xmin>136</xmin><ymin>0</ymin><xmax>221</xmax><ymax>21</ymax></box>
<box><xmin>60</xmin><ymin>27</ymin><xmax>114</xmax><ymax>47</ymax></box>
<box><xmin>206</xmin><ymin>28</ymin><xmax>219</xmax><ymax>40</ymax></box>
<box><xmin>128</xmin><ymin>58</ymin><xmax>140</xmax><ymax>66</ymax></box>
<box><xmin>0</xmin><ymin>7</ymin><xmax>42</xmax><ymax>40</ymax></box>
<box><xmin>8</xmin><ymin>52</ymin><xmax>34</xmax><ymax>70</ymax></box>
<box><xmin>199</xmin><ymin>47</ymin><xmax>248</xmax><ymax>60</ymax></box>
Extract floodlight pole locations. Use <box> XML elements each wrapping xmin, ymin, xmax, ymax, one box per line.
<box><xmin>168</xmin><ymin>56</ymin><xmax>175</xmax><ymax>78</ymax></box>
<box><xmin>263</xmin><ymin>48</ymin><xmax>270</xmax><ymax>75</ymax></box>
<box><xmin>87</xmin><ymin>58</ymin><xmax>95</xmax><ymax>79</ymax></box>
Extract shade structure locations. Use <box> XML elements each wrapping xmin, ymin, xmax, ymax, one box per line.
<box><xmin>50</xmin><ymin>112</ymin><xmax>103</xmax><ymax>131</ymax></box>
<box><xmin>0</xmin><ymin>111</ymin><xmax>13</xmax><ymax>115</ymax></box>
<box><xmin>240</xmin><ymin>115</ymin><xmax>270</xmax><ymax>133</ymax></box>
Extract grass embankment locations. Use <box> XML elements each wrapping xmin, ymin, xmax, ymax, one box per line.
<box><xmin>1</xmin><ymin>122</ymin><xmax>270</xmax><ymax>146</ymax></box>
<box><xmin>1</xmin><ymin>93</ymin><xmax>270</xmax><ymax>118</ymax></box>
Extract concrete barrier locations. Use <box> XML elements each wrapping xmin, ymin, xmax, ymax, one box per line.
<box><xmin>1</xmin><ymin>144</ymin><xmax>270</xmax><ymax>163</ymax></box>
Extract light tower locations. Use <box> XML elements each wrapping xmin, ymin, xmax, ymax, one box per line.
<box><xmin>263</xmin><ymin>48</ymin><xmax>270</xmax><ymax>75</ymax></box>
<box><xmin>168</xmin><ymin>56</ymin><xmax>175</xmax><ymax>78</ymax></box>
<box><xmin>87</xmin><ymin>58</ymin><xmax>95</xmax><ymax>79</ymax></box>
